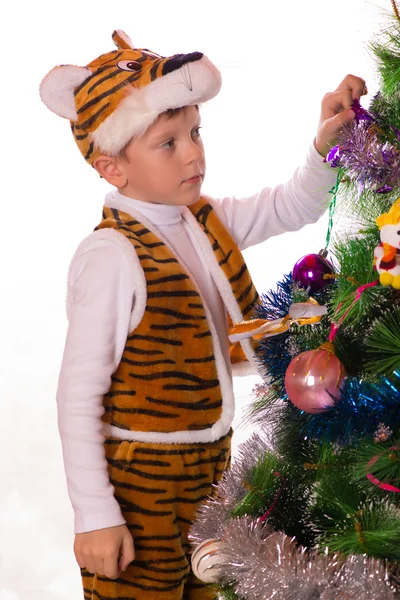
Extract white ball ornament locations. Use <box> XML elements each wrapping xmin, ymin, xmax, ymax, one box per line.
<box><xmin>191</xmin><ymin>538</ymin><xmax>227</xmax><ymax>583</ymax></box>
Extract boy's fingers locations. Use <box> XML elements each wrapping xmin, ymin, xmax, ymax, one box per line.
<box><xmin>320</xmin><ymin>109</ymin><xmax>355</xmax><ymax>141</ymax></box>
<box><xmin>316</xmin><ymin>108</ymin><xmax>356</xmax><ymax>155</ymax></box>
<box><xmin>334</xmin><ymin>74</ymin><xmax>367</xmax><ymax>98</ymax></box>
<box><xmin>329</xmin><ymin>108</ymin><xmax>356</xmax><ymax>130</ymax></box>
<box><xmin>119</xmin><ymin>533</ymin><xmax>135</xmax><ymax>571</ymax></box>
<box><xmin>104</xmin><ymin>555</ymin><xmax>121</xmax><ymax>579</ymax></box>
<box><xmin>74</xmin><ymin>551</ymin><xmax>86</xmax><ymax>569</ymax></box>
<box><xmin>94</xmin><ymin>558</ymin><xmax>105</xmax><ymax>577</ymax></box>
<box><xmin>321</xmin><ymin>90</ymin><xmax>354</xmax><ymax>120</ymax></box>
<box><xmin>84</xmin><ymin>557</ymin><xmax>96</xmax><ymax>574</ymax></box>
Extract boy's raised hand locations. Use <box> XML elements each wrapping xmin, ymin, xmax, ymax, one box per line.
<box><xmin>74</xmin><ymin>524</ymin><xmax>135</xmax><ymax>579</ymax></box>
<box><xmin>315</xmin><ymin>74</ymin><xmax>367</xmax><ymax>157</ymax></box>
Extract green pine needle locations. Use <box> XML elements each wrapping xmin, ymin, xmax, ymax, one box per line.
<box><xmin>332</xmin><ymin>177</ymin><xmax>398</xmax><ymax>229</ymax></box>
<box><xmin>231</xmin><ymin>452</ymin><xmax>281</xmax><ymax>518</ymax></box>
<box><xmin>365</xmin><ymin>309</ymin><xmax>400</xmax><ymax>375</ymax></box>
<box><xmin>220</xmin><ymin>584</ymin><xmax>245</xmax><ymax>600</ymax></box>
<box><xmin>371</xmin><ymin>27</ymin><xmax>400</xmax><ymax>96</ymax></box>
<box><xmin>316</xmin><ymin>501</ymin><xmax>400</xmax><ymax>559</ymax></box>
<box><xmin>311</xmin><ymin>468</ymin><xmax>400</xmax><ymax>558</ymax></box>
<box><xmin>370</xmin><ymin>92</ymin><xmax>400</xmax><ymax>146</ymax></box>
<box><xmin>352</xmin><ymin>440</ymin><xmax>400</xmax><ymax>495</ymax></box>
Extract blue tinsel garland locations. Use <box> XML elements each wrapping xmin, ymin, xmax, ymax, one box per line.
<box><xmin>252</xmin><ymin>275</ymin><xmax>400</xmax><ymax>445</ymax></box>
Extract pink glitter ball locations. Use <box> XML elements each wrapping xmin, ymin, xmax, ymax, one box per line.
<box><xmin>284</xmin><ymin>343</ymin><xmax>346</xmax><ymax>414</ymax></box>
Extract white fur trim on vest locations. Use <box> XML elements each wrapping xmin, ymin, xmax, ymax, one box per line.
<box><xmin>66</xmin><ymin>228</ymin><xmax>147</xmax><ymax>339</ymax></box>
<box><xmin>91</xmin><ymin>56</ymin><xmax>221</xmax><ymax>155</ymax></box>
<box><xmin>182</xmin><ymin>208</ymin><xmax>259</xmax><ymax>368</ymax></box>
<box><xmin>99</xmin><ymin>205</ymin><xmax>236</xmax><ymax>444</ymax></box>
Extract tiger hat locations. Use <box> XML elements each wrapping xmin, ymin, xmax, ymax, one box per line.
<box><xmin>39</xmin><ymin>30</ymin><xmax>222</xmax><ymax>165</ymax></box>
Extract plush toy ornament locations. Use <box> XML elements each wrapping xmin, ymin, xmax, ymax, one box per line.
<box><xmin>374</xmin><ymin>198</ymin><xmax>400</xmax><ymax>289</ymax></box>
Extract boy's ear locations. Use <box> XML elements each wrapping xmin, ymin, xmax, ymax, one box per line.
<box><xmin>93</xmin><ymin>155</ymin><xmax>128</xmax><ymax>187</ymax></box>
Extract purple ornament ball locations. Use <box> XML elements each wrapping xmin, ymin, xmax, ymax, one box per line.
<box><xmin>292</xmin><ymin>253</ymin><xmax>335</xmax><ymax>292</ymax></box>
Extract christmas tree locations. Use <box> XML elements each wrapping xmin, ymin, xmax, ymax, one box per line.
<box><xmin>189</xmin><ymin>5</ymin><xmax>400</xmax><ymax>599</ymax></box>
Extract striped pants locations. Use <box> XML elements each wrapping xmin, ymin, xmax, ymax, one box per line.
<box><xmin>82</xmin><ymin>430</ymin><xmax>232</xmax><ymax>600</ymax></box>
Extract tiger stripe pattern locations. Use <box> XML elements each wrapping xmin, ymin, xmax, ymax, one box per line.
<box><xmin>94</xmin><ymin>197</ymin><xmax>259</xmax><ymax>435</ymax></box>
<box><xmin>81</xmin><ymin>430</ymin><xmax>232</xmax><ymax>599</ymax></box>
<box><xmin>71</xmin><ymin>43</ymin><xmax>203</xmax><ymax>164</ymax></box>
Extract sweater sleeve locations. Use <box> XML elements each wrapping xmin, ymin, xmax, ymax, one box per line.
<box><xmin>208</xmin><ymin>143</ymin><xmax>338</xmax><ymax>250</ymax></box>
<box><xmin>56</xmin><ymin>238</ymin><xmax>135</xmax><ymax>534</ymax></box>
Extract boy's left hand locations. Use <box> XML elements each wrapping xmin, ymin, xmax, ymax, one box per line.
<box><xmin>315</xmin><ymin>74</ymin><xmax>367</xmax><ymax>157</ymax></box>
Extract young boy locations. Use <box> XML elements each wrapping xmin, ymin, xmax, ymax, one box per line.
<box><xmin>40</xmin><ymin>30</ymin><xmax>366</xmax><ymax>600</ymax></box>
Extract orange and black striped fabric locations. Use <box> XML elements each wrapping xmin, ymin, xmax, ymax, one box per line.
<box><xmin>71</xmin><ymin>31</ymin><xmax>204</xmax><ymax>164</ymax></box>
<box><xmin>82</xmin><ymin>430</ymin><xmax>232</xmax><ymax>599</ymax></box>
<box><xmin>95</xmin><ymin>197</ymin><xmax>259</xmax><ymax>435</ymax></box>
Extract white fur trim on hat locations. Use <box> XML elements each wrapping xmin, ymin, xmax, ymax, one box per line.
<box><xmin>90</xmin><ymin>90</ymin><xmax>159</xmax><ymax>155</ymax></box>
<box><xmin>90</xmin><ymin>55</ymin><xmax>221</xmax><ymax>155</ymax></box>
<box><xmin>40</xmin><ymin>65</ymin><xmax>92</xmax><ymax>120</ymax></box>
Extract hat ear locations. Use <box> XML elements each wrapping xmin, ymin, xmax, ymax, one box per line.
<box><xmin>112</xmin><ymin>30</ymin><xmax>134</xmax><ymax>50</ymax></box>
<box><xmin>39</xmin><ymin>65</ymin><xmax>92</xmax><ymax>120</ymax></box>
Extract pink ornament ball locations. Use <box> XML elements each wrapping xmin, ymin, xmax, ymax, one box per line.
<box><xmin>284</xmin><ymin>343</ymin><xmax>346</xmax><ymax>414</ymax></box>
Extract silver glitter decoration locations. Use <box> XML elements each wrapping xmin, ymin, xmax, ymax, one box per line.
<box><xmin>189</xmin><ymin>432</ymin><xmax>272</xmax><ymax>546</ymax></box>
<box><xmin>193</xmin><ymin>518</ymin><xmax>399</xmax><ymax>599</ymax></box>
<box><xmin>335</xmin><ymin>119</ymin><xmax>400</xmax><ymax>193</ymax></box>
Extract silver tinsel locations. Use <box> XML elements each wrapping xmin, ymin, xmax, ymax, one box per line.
<box><xmin>196</xmin><ymin>518</ymin><xmax>399</xmax><ymax>599</ymax></box>
<box><xmin>189</xmin><ymin>434</ymin><xmax>400</xmax><ymax>599</ymax></box>
<box><xmin>335</xmin><ymin>119</ymin><xmax>400</xmax><ymax>193</ymax></box>
<box><xmin>189</xmin><ymin>432</ymin><xmax>272</xmax><ymax>545</ymax></box>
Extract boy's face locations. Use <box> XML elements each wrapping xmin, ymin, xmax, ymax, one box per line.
<box><xmin>115</xmin><ymin>105</ymin><xmax>205</xmax><ymax>206</ymax></box>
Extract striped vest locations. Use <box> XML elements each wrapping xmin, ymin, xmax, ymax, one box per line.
<box><xmin>95</xmin><ymin>197</ymin><xmax>259</xmax><ymax>442</ymax></box>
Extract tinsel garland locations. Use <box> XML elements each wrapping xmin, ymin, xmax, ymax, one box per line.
<box><xmin>299</xmin><ymin>370</ymin><xmax>400</xmax><ymax>443</ymax></box>
<box><xmin>246</xmin><ymin>369</ymin><xmax>400</xmax><ymax>446</ymax></box>
<box><xmin>326</xmin><ymin>99</ymin><xmax>400</xmax><ymax>195</ymax></box>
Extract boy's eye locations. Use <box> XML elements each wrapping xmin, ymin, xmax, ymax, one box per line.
<box><xmin>192</xmin><ymin>126</ymin><xmax>202</xmax><ymax>136</ymax></box>
<box><xmin>161</xmin><ymin>139</ymin><xmax>175</xmax><ymax>149</ymax></box>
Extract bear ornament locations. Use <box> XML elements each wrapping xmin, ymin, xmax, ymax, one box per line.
<box><xmin>374</xmin><ymin>198</ymin><xmax>400</xmax><ymax>289</ymax></box>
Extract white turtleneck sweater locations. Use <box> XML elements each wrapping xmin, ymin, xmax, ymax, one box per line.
<box><xmin>56</xmin><ymin>144</ymin><xmax>337</xmax><ymax>534</ymax></box>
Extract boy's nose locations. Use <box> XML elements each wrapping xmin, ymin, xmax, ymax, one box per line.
<box><xmin>186</xmin><ymin>141</ymin><xmax>204</xmax><ymax>164</ymax></box>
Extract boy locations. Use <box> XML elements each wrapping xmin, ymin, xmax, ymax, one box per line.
<box><xmin>40</xmin><ymin>30</ymin><xmax>366</xmax><ymax>600</ymax></box>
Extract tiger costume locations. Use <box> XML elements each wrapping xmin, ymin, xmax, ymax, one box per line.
<box><xmin>40</xmin><ymin>30</ymin><xmax>261</xmax><ymax>600</ymax></box>
<box><xmin>76</xmin><ymin>196</ymin><xmax>259</xmax><ymax>600</ymax></box>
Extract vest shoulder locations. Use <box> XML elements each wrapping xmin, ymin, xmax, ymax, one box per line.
<box><xmin>70</xmin><ymin>227</ymin><xmax>139</xmax><ymax>266</ymax></box>
<box><xmin>66</xmin><ymin>228</ymin><xmax>147</xmax><ymax>331</ymax></box>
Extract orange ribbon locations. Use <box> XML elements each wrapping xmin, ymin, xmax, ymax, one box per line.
<box><xmin>229</xmin><ymin>299</ymin><xmax>327</xmax><ymax>343</ymax></box>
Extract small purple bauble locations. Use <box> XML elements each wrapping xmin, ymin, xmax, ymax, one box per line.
<box><xmin>292</xmin><ymin>253</ymin><xmax>335</xmax><ymax>292</ymax></box>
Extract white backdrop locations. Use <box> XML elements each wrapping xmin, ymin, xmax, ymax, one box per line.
<box><xmin>0</xmin><ymin>1</ymin><xmax>389</xmax><ymax>597</ymax></box>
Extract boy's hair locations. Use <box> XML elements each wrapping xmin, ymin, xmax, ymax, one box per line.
<box><xmin>40</xmin><ymin>30</ymin><xmax>220</xmax><ymax>166</ymax></box>
<box><xmin>117</xmin><ymin>105</ymin><xmax>199</xmax><ymax>160</ymax></box>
